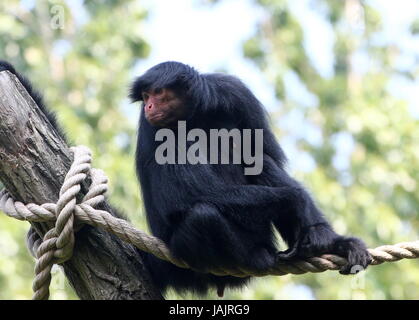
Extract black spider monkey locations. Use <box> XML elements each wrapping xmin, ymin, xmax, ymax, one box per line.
<box><xmin>130</xmin><ymin>61</ymin><xmax>371</xmax><ymax>296</ymax></box>
<box><xmin>0</xmin><ymin>60</ymin><xmax>371</xmax><ymax>297</ymax></box>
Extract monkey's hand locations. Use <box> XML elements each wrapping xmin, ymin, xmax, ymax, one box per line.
<box><xmin>277</xmin><ymin>223</ymin><xmax>372</xmax><ymax>274</ymax></box>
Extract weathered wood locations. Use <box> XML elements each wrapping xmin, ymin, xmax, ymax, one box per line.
<box><xmin>0</xmin><ymin>70</ymin><xmax>162</xmax><ymax>300</ymax></box>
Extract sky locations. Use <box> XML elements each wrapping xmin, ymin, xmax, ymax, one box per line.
<box><xmin>20</xmin><ymin>0</ymin><xmax>418</xmax><ymax>114</ymax></box>
<box><xmin>135</xmin><ymin>0</ymin><xmax>278</xmax><ymax>110</ymax></box>
<box><xmin>136</xmin><ymin>0</ymin><xmax>419</xmax><ymax>113</ymax></box>
<box><xmin>131</xmin><ymin>0</ymin><xmax>418</xmax><ymax>175</ymax></box>
<box><xmin>20</xmin><ymin>0</ymin><xmax>419</xmax><ymax>173</ymax></box>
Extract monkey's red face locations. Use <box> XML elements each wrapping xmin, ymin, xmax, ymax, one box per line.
<box><xmin>142</xmin><ymin>88</ymin><xmax>186</xmax><ymax>127</ymax></box>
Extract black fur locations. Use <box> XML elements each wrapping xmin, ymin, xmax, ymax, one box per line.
<box><xmin>131</xmin><ymin>61</ymin><xmax>372</xmax><ymax>296</ymax></box>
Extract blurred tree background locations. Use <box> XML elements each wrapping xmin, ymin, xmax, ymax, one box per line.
<box><xmin>0</xmin><ymin>0</ymin><xmax>417</xmax><ymax>299</ymax></box>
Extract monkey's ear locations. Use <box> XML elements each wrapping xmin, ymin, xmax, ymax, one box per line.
<box><xmin>129</xmin><ymin>78</ymin><xmax>146</xmax><ymax>102</ymax></box>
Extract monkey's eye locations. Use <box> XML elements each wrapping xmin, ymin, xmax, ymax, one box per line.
<box><xmin>154</xmin><ymin>88</ymin><xmax>163</xmax><ymax>95</ymax></box>
<box><xmin>142</xmin><ymin>93</ymin><xmax>149</xmax><ymax>101</ymax></box>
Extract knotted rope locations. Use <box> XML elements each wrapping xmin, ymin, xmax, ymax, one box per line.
<box><xmin>0</xmin><ymin>146</ymin><xmax>418</xmax><ymax>299</ymax></box>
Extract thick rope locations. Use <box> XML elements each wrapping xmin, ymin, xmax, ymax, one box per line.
<box><xmin>0</xmin><ymin>146</ymin><xmax>418</xmax><ymax>299</ymax></box>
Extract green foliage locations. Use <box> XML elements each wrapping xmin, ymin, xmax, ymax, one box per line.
<box><xmin>237</xmin><ymin>0</ymin><xmax>419</xmax><ymax>299</ymax></box>
<box><xmin>410</xmin><ymin>18</ymin><xmax>419</xmax><ymax>35</ymax></box>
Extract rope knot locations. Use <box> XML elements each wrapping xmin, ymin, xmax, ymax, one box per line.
<box><xmin>0</xmin><ymin>146</ymin><xmax>108</xmax><ymax>299</ymax></box>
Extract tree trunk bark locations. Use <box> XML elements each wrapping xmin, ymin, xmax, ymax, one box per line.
<box><xmin>0</xmin><ymin>70</ymin><xmax>163</xmax><ymax>300</ymax></box>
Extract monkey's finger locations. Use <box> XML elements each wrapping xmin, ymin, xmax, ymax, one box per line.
<box><xmin>276</xmin><ymin>246</ymin><xmax>299</xmax><ymax>261</ymax></box>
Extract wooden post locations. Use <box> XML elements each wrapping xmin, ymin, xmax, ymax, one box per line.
<box><xmin>0</xmin><ymin>70</ymin><xmax>162</xmax><ymax>300</ymax></box>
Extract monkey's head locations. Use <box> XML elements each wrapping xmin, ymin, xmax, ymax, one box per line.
<box><xmin>130</xmin><ymin>61</ymin><xmax>202</xmax><ymax>127</ymax></box>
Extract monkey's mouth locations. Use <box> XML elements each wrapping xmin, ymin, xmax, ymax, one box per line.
<box><xmin>146</xmin><ymin>113</ymin><xmax>174</xmax><ymax>127</ymax></box>
<box><xmin>146</xmin><ymin>107</ymin><xmax>181</xmax><ymax>127</ymax></box>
